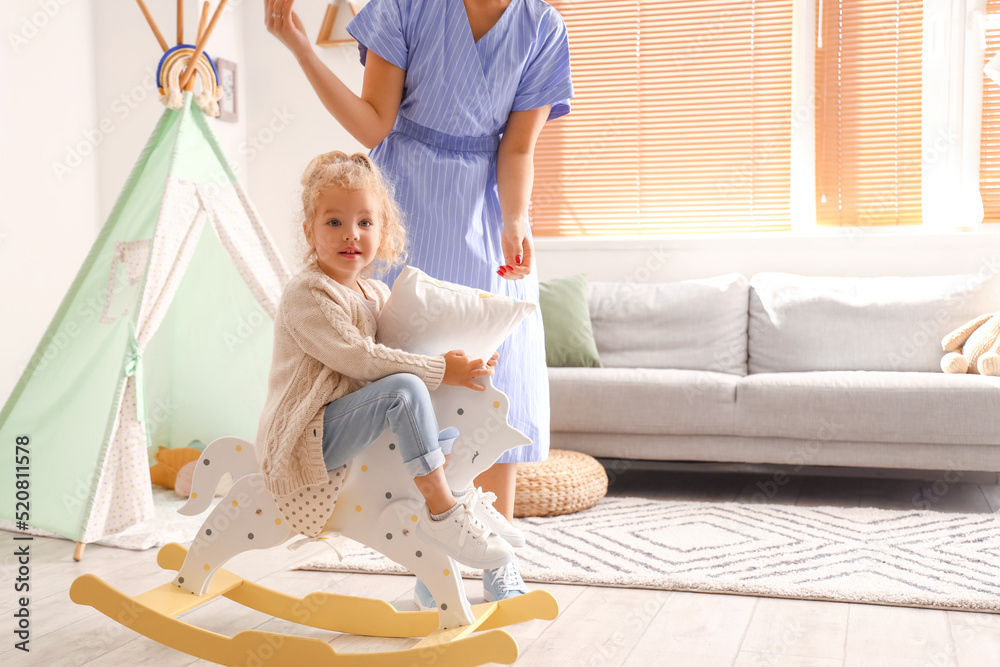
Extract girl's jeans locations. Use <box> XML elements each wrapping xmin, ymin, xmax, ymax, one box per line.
<box><xmin>321</xmin><ymin>373</ymin><xmax>458</xmax><ymax>478</ymax></box>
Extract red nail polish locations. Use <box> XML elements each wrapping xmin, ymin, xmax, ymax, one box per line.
<box><xmin>515</xmin><ymin>255</ymin><xmax>522</xmax><ymax>264</ymax></box>
<box><xmin>497</xmin><ymin>269</ymin><xmax>505</xmax><ymax>276</ymax></box>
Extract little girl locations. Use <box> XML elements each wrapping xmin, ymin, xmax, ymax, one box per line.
<box><xmin>255</xmin><ymin>150</ymin><xmax>518</xmax><ymax>570</ymax></box>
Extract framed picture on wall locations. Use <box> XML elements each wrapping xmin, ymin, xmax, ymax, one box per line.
<box><xmin>216</xmin><ymin>58</ymin><xmax>238</xmax><ymax>122</ymax></box>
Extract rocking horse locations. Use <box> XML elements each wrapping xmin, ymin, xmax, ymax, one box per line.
<box><xmin>70</xmin><ymin>375</ymin><xmax>557</xmax><ymax>665</ymax></box>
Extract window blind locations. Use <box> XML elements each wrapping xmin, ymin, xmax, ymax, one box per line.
<box><xmin>814</xmin><ymin>0</ymin><xmax>922</xmax><ymax>227</ymax></box>
<box><xmin>982</xmin><ymin>1</ymin><xmax>1000</xmax><ymax>222</ymax></box>
<box><xmin>531</xmin><ymin>0</ymin><xmax>794</xmax><ymax>236</ymax></box>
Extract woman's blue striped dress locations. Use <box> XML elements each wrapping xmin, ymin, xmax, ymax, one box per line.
<box><xmin>347</xmin><ymin>0</ymin><xmax>573</xmax><ymax>464</ymax></box>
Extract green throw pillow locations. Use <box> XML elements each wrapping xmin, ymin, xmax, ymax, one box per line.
<box><xmin>538</xmin><ymin>274</ymin><xmax>603</xmax><ymax>368</ymax></box>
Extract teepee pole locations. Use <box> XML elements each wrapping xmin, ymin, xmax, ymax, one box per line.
<box><xmin>197</xmin><ymin>1</ymin><xmax>210</xmax><ymax>43</ymax></box>
<box><xmin>181</xmin><ymin>0</ymin><xmax>229</xmax><ymax>91</ymax></box>
<box><xmin>177</xmin><ymin>0</ymin><xmax>184</xmax><ymax>45</ymax></box>
<box><xmin>135</xmin><ymin>0</ymin><xmax>169</xmax><ymax>52</ymax></box>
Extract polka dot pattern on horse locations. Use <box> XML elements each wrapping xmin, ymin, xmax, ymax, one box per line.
<box><xmin>273</xmin><ymin>464</ymin><xmax>348</xmax><ymax>538</ymax></box>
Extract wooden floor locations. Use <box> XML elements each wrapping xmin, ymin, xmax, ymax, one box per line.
<box><xmin>4</xmin><ymin>465</ymin><xmax>1000</xmax><ymax>666</ymax></box>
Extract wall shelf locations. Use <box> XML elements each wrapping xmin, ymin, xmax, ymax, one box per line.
<box><xmin>316</xmin><ymin>0</ymin><xmax>362</xmax><ymax>47</ymax></box>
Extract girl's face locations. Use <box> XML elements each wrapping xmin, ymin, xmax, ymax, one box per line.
<box><xmin>304</xmin><ymin>185</ymin><xmax>381</xmax><ymax>288</ymax></box>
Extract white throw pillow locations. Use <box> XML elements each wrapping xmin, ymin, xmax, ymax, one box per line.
<box><xmin>376</xmin><ymin>266</ymin><xmax>537</xmax><ymax>363</ymax></box>
<box><xmin>587</xmin><ymin>274</ymin><xmax>750</xmax><ymax>375</ymax></box>
<box><xmin>748</xmin><ymin>272</ymin><xmax>1000</xmax><ymax>373</ymax></box>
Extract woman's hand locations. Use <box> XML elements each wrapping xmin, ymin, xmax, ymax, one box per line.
<box><xmin>265</xmin><ymin>0</ymin><xmax>311</xmax><ymax>59</ymax></box>
<box><xmin>442</xmin><ymin>350</ymin><xmax>496</xmax><ymax>391</ymax></box>
<box><xmin>496</xmin><ymin>106</ymin><xmax>550</xmax><ymax>281</ymax></box>
<box><xmin>498</xmin><ymin>219</ymin><xmax>533</xmax><ymax>280</ymax></box>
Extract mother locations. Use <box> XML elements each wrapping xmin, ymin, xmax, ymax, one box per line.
<box><xmin>264</xmin><ymin>0</ymin><xmax>572</xmax><ymax>602</ymax></box>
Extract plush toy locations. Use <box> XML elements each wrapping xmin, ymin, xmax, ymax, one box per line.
<box><xmin>941</xmin><ymin>313</ymin><xmax>1000</xmax><ymax>376</ymax></box>
<box><xmin>173</xmin><ymin>461</ymin><xmax>198</xmax><ymax>498</ymax></box>
<box><xmin>149</xmin><ymin>446</ymin><xmax>203</xmax><ymax>490</ymax></box>
<box><xmin>173</xmin><ymin>459</ymin><xmax>234</xmax><ymax>498</ymax></box>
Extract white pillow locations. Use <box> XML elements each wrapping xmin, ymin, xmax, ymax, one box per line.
<box><xmin>748</xmin><ymin>272</ymin><xmax>1000</xmax><ymax>373</ymax></box>
<box><xmin>376</xmin><ymin>266</ymin><xmax>536</xmax><ymax>362</ymax></box>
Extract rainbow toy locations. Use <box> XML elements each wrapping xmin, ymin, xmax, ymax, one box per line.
<box><xmin>158</xmin><ymin>43</ymin><xmax>223</xmax><ymax>115</ymax></box>
<box><xmin>135</xmin><ymin>0</ymin><xmax>228</xmax><ymax>116</ymax></box>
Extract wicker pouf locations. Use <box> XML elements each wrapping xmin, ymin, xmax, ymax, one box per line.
<box><xmin>513</xmin><ymin>450</ymin><xmax>609</xmax><ymax>517</ymax></box>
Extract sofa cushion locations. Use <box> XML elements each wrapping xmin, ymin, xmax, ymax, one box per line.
<box><xmin>538</xmin><ymin>273</ymin><xmax>603</xmax><ymax>367</ymax></box>
<box><xmin>549</xmin><ymin>367</ymin><xmax>739</xmax><ymax>436</ymax></box>
<box><xmin>748</xmin><ymin>272</ymin><xmax>1000</xmax><ymax>373</ymax></box>
<box><xmin>734</xmin><ymin>371</ymin><xmax>1000</xmax><ymax>445</ymax></box>
<box><xmin>587</xmin><ymin>274</ymin><xmax>749</xmax><ymax>375</ymax></box>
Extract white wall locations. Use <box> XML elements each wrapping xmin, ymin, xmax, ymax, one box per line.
<box><xmin>533</xmin><ymin>228</ymin><xmax>1000</xmax><ymax>284</ymax></box>
<box><xmin>241</xmin><ymin>0</ymin><xmax>366</xmax><ymax>272</ymax></box>
<box><xmin>0</xmin><ymin>0</ymin><xmax>100</xmax><ymax>406</ymax></box>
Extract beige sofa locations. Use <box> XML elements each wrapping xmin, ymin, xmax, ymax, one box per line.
<box><xmin>548</xmin><ymin>272</ymin><xmax>1000</xmax><ymax>473</ymax></box>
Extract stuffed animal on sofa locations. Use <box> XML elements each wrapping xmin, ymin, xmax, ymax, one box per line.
<box><xmin>941</xmin><ymin>313</ymin><xmax>1000</xmax><ymax>375</ymax></box>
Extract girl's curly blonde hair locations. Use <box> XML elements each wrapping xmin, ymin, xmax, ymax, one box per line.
<box><xmin>298</xmin><ymin>151</ymin><xmax>406</xmax><ymax>277</ymax></box>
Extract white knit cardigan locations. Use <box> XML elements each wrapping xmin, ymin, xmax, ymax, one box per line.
<box><xmin>255</xmin><ymin>261</ymin><xmax>447</xmax><ymax>499</ymax></box>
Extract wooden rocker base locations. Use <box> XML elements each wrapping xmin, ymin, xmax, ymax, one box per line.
<box><xmin>69</xmin><ymin>542</ymin><xmax>559</xmax><ymax>666</ymax></box>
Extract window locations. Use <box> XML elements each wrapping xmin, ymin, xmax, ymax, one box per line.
<box><xmin>532</xmin><ymin>1</ymin><xmax>795</xmax><ymax>236</ymax></box>
<box><xmin>982</xmin><ymin>0</ymin><xmax>1000</xmax><ymax>222</ymax></box>
<box><xmin>815</xmin><ymin>0</ymin><xmax>922</xmax><ymax>227</ymax></box>
<box><xmin>532</xmin><ymin>0</ymin><xmax>932</xmax><ymax>235</ymax></box>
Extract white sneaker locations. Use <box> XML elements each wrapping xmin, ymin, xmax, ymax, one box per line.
<box><xmin>416</xmin><ymin>502</ymin><xmax>513</xmax><ymax>570</ymax></box>
<box><xmin>456</xmin><ymin>487</ymin><xmax>526</xmax><ymax>548</ymax></box>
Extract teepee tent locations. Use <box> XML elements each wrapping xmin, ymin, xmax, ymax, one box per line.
<box><xmin>0</xmin><ymin>0</ymin><xmax>290</xmax><ymax>557</ymax></box>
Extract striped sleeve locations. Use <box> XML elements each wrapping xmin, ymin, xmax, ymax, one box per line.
<box><xmin>346</xmin><ymin>0</ymin><xmax>408</xmax><ymax>70</ymax></box>
<box><xmin>512</xmin><ymin>7</ymin><xmax>574</xmax><ymax>122</ymax></box>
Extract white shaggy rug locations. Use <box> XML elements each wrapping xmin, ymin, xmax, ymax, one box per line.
<box><xmin>294</xmin><ymin>496</ymin><xmax>1000</xmax><ymax>613</ymax></box>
